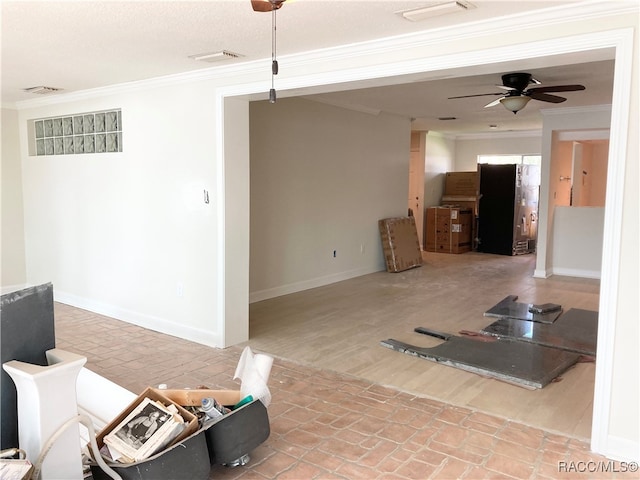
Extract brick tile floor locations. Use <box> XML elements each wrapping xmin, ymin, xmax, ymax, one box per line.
<box><xmin>53</xmin><ymin>304</ymin><xmax>638</xmax><ymax>479</ymax></box>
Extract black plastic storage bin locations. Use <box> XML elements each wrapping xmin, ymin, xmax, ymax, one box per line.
<box><xmin>205</xmin><ymin>398</ymin><xmax>270</xmax><ymax>465</ymax></box>
<box><xmin>90</xmin><ymin>396</ymin><xmax>270</xmax><ymax>479</ymax></box>
<box><xmin>89</xmin><ymin>428</ymin><xmax>210</xmax><ymax>480</ymax></box>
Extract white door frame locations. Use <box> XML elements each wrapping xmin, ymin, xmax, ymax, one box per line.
<box><xmin>215</xmin><ymin>28</ymin><xmax>635</xmax><ymax>458</ymax></box>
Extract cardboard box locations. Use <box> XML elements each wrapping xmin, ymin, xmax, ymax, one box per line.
<box><xmin>0</xmin><ymin>460</ymin><xmax>33</xmax><ymax>480</ymax></box>
<box><xmin>441</xmin><ymin>195</ymin><xmax>479</xmax><ymax>217</ymax></box>
<box><xmin>95</xmin><ymin>387</ymin><xmax>198</xmax><ymax>461</ymax></box>
<box><xmin>160</xmin><ymin>389</ymin><xmax>242</xmax><ymax>408</ymax></box>
<box><xmin>378</xmin><ymin>216</ymin><xmax>422</xmax><ymax>272</ymax></box>
<box><xmin>425</xmin><ymin>207</ymin><xmax>472</xmax><ymax>254</ymax></box>
<box><xmin>441</xmin><ymin>196</ymin><xmax>479</xmax><ymax>250</ymax></box>
<box><xmin>90</xmin><ymin>387</ymin><xmax>204</xmax><ymax>479</ymax></box>
<box><xmin>444</xmin><ymin>172</ymin><xmax>479</xmax><ymax>196</ymax></box>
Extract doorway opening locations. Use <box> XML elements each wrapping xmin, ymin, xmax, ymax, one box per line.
<box><xmin>220</xmin><ymin>29</ymin><xmax>633</xmax><ymax>458</ymax></box>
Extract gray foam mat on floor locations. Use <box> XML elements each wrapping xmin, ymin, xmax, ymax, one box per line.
<box><xmin>381</xmin><ymin>333</ymin><xmax>580</xmax><ymax>389</ymax></box>
<box><xmin>484</xmin><ymin>295</ymin><xmax>562</xmax><ymax>324</ymax></box>
<box><xmin>481</xmin><ymin>308</ymin><xmax>598</xmax><ymax>356</ymax></box>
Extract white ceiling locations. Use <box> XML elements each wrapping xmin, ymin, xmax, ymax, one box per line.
<box><xmin>1</xmin><ymin>0</ymin><xmax>617</xmax><ymax>134</ymax></box>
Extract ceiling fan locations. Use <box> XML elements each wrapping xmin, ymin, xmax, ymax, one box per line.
<box><xmin>448</xmin><ymin>72</ymin><xmax>586</xmax><ymax>114</ymax></box>
<box><xmin>251</xmin><ymin>0</ymin><xmax>287</xmax><ymax>103</ymax></box>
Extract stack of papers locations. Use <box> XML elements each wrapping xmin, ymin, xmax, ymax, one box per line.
<box><xmin>101</xmin><ymin>397</ymin><xmax>186</xmax><ymax>463</ymax></box>
<box><xmin>0</xmin><ymin>459</ymin><xmax>33</xmax><ymax>480</ymax></box>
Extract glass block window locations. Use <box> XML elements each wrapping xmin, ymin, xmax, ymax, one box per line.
<box><xmin>31</xmin><ymin>109</ymin><xmax>122</xmax><ymax>156</ymax></box>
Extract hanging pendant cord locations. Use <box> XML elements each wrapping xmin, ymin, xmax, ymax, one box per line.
<box><xmin>272</xmin><ymin>7</ymin><xmax>277</xmax><ymax>67</ymax></box>
<box><xmin>270</xmin><ymin>6</ymin><xmax>278</xmax><ymax>103</ymax></box>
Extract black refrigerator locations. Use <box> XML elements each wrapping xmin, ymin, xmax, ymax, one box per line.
<box><xmin>477</xmin><ymin>164</ymin><xmax>540</xmax><ymax>256</ymax></box>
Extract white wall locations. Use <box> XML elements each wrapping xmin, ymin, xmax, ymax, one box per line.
<box><xmin>536</xmin><ymin>106</ymin><xmax>613</xmax><ymax>279</ymax></box>
<box><xmin>249</xmin><ymin>98</ymin><xmax>410</xmax><ymax>301</ymax></box>
<box><xmin>222</xmin><ymin>97</ymin><xmax>251</xmax><ymax>346</ymax></box>
<box><xmin>1</xmin><ymin>108</ymin><xmax>27</xmax><ymax>287</ymax></box>
<box><xmin>17</xmin><ymin>82</ymin><xmax>222</xmax><ymax>347</ymax></box>
<box><xmin>551</xmin><ymin>206</ymin><xmax>604</xmax><ymax>278</ymax></box>
<box><xmin>454</xmin><ymin>133</ymin><xmax>542</xmax><ymax>171</ymax></box>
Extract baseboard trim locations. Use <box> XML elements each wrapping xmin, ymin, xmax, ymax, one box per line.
<box><xmin>550</xmin><ymin>267</ymin><xmax>601</xmax><ymax>279</ymax></box>
<box><xmin>249</xmin><ymin>265</ymin><xmax>384</xmax><ymax>303</ymax></box>
<box><xmin>599</xmin><ymin>434</ymin><xmax>640</xmax><ymax>463</ymax></box>
<box><xmin>53</xmin><ymin>290</ymin><xmax>221</xmax><ymax>348</ymax></box>
<box><xmin>533</xmin><ymin>269</ymin><xmax>549</xmax><ymax>279</ymax></box>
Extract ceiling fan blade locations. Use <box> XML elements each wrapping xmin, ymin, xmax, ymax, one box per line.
<box><xmin>448</xmin><ymin>92</ymin><xmax>504</xmax><ymax>100</ymax></box>
<box><xmin>251</xmin><ymin>0</ymin><xmax>285</xmax><ymax>12</ymax></box>
<box><xmin>484</xmin><ymin>97</ymin><xmax>506</xmax><ymax>108</ymax></box>
<box><xmin>528</xmin><ymin>84</ymin><xmax>585</xmax><ymax>94</ymax></box>
<box><xmin>528</xmin><ymin>92</ymin><xmax>567</xmax><ymax>103</ymax></box>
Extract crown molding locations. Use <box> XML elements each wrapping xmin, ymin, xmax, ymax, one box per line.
<box><xmin>556</xmin><ymin>129</ymin><xmax>610</xmax><ymax>141</ymax></box>
<box><xmin>454</xmin><ymin>129</ymin><xmax>542</xmax><ymax>140</ymax></box>
<box><xmin>13</xmin><ymin>59</ymin><xmax>269</xmax><ymax>109</ymax></box>
<box><xmin>281</xmin><ymin>1</ymin><xmax>637</xmax><ymax>68</ymax></box>
<box><xmin>13</xmin><ymin>1</ymin><xmax>636</xmax><ymax>110</ymax></box>
<box><xmin>540</xmin><ymin>104</ymin><xmax>613</xmax><ymax>117</ymax></box>
<box><xmin>303</xmin><ymin>96</ymin><xmax>381</xmax><ymax>116</ymax></box>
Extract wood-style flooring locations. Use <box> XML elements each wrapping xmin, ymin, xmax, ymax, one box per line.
<box><xmin>244</xmin><ymin>252</ymin><xmax>600</xmax><ymax>441</ymax></box>
<box><xmin>55</xmin><ymin>302</ymin><xmax>625</xmax><ymax>479</ymax></box>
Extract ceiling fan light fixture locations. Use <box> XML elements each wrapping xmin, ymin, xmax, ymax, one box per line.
<box><xmin>500</xmin><ymin>95</ymin><xmax>531</xmax><ymax>114</ymax></box>
<box><xmin>399</xmin><ymin>1</ymin><xmax>475</xmax><ymax>22</ymax></box>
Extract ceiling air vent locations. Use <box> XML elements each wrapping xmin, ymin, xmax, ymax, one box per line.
<box><xmin>188</xmin><ymin>50</ymin><xmax>244</xmax><ymax>63</ymax></box>
<box><xmin>24</xmin><ymin>86</ymin><xmax>63</xmax><ymax>95</ymax></box>
<box><xmin>398</xmin><ymin>1</ymin><xmax>476</xmax><ymax>22</ymax></box>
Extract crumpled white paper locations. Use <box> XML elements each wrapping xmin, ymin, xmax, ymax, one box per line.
<box><xmin>233</xmin><ymin>346</ymin><xmax>273</xmax><ymax>407</ymax></box>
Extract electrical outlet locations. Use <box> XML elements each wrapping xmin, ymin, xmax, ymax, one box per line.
<box><xmin>176</xmin><ymin>283</ymin><xmax>184</xmax><ymax>297</ymax></box>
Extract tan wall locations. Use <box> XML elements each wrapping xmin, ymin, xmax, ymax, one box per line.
<box><xmin>1</xmin><ymin>108</ymin><xmax>27</xmax><ymax>287</ymax></box>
